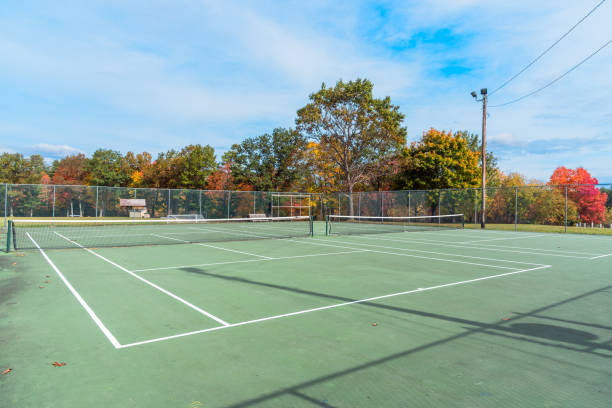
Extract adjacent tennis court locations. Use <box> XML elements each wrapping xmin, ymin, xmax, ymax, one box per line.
<box><xmin>1</xmin><ymin>217</ymin><xmax>611</xmax><ymax>407</ymax></box>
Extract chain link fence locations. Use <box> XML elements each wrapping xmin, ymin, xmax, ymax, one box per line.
<box><xmin>318</xmin><ymin>184</ymin><xmax>612</xmax><ymax>233</ymax></box>
<box><xmin>2</xmin><ymin>183</ymin><xmax>611</xmax><ymax>242</ymax></box>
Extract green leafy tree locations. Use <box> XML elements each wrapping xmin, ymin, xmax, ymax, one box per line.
<box><xmin>459</xmin><ymin>130</ymin><xmax>500</xmax><ymax>186</ymax></box>
<box><xmin>85</xmin><ymin>149</ymin><xmax>131</xmax><ymax>187</ymax></box>
<box><xmin>0</xmin><ymin>153</ymin><xmax>47</xmax><ymax>184</ymax></box>
<box><xmin>296</xmin><ymin>79</ymin><xmax>406</xmax><ymax>215</ymax></box>
<box><xmin>223</xmin><ymin>128</ymin><xmax>306</xmax><ymax>191</ymax></box>
<box><xmin>177</xmin><ymin>144</ymin><xmax>217</xmax><ymax>189</ymax></box>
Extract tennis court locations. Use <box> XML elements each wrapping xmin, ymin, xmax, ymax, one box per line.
<box><xmin>1</xmin><ymin>216</ymin><xmax>611</xmax><ymax>407</ymax></box>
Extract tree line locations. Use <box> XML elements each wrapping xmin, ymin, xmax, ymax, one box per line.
<box><xmin>1</xmin><ymin>78</ymin><xmax>609</xmax><ymax>222</ymax></box>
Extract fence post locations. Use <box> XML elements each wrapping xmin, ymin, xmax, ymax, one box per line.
<box><xmin>199</xmin><ymin>190</ymin><xmax>203</xmax><ymax>217</ymax></box>
<box><xmin>514</xmin><ymin>187</ymin><xmax>518</xmax><ymax>232</ymax></box>
<box><xmin>95</xmin><ymin>186</ymin><xmax>99</xmax><ymax>218</ymax></box>
<box><xmin>408</xmin><ymin>191</ymin><xmax>411</xmax><ymax>218</ymax></box>
<box><xmin>358</xmin><ymin>192</ymin><xmax>361</xmax><ymax>217</ymax></box>
<box><xmin>4</xmin><ymin>184</ymin><xmax>7</xmax><ymax>225</ymax></box>
<box><xmin>474</xmin><ymin>189</ymin><xmax>477</xmax><ymax>225</ymax></box>
<box><xmin>381</xmin><ymin>191</ymin><xmax>385</xmax><ymax>217</ymax></box>
<box><xmin>227</xmin><ymin>191</ymin><xmax>231</xmax><ymax>218</ymax></box>
<box><xmin>438</xmin><ymin>190</ymin><xmax>441</xmax><ymax>225</ymax></box>
<box><xmin>565</xmin><ymin>186</ymin><xmax>568</xmax><ymax>233</ymax></box>
<box><xmin>52</xmin><ymin>185</ymin><xmax>56</xmax><ymax>219</ymax></box>
<box><xmin>167</xmin><ymin>189</ymin><xmax>171</xmax><ymax>216</ymax></box>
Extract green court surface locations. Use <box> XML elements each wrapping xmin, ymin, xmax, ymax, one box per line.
<box><xmin>1</xmin><ymin>222</ymin><xmax>611</xmax><ymax>407</ymax></box>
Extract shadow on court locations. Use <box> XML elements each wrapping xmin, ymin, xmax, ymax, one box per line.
<box><xmin>213</xmin><ymin>283</ymin><xmax>612</xmax><ymax>407</ymax></box>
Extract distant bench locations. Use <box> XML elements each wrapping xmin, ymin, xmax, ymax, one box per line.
<box><xmin>249</xmin><ymin>213</ymin><xmax>268</xmax><ymax>221</ymax></box>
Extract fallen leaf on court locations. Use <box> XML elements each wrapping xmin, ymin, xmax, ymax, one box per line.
<box><xmin>52</xmin><ymin>362</ymin><xmax>66</xmax><ymax>367</ymax></box>
<box><xmin>44</xmin><ymin>280</ymin><xmax>50</xmax><ymax>283</ymax></box>
<box><xmin>2</xmin><ymin>368</ymin><xmax>11</xmax><ymax>375</ymax></box>
<box><xmin>46</xmin><ymin>275</ymin><xmax>50</xmax><ymax>278</ymax></box>
<box><xmin>12</xmin><ymin>262</ymin><xmax>16</xmax><ymax>266</ymax></box>
<box><xmin>39</xmin><ymin>286</ymin><xmax>44</xmax><ymax>289</ymax></box>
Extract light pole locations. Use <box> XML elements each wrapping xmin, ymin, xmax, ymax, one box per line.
<box><xmin>471</xmin><ymin>88</ymin><xmax>487</xmax><ymax>229</ymax></box>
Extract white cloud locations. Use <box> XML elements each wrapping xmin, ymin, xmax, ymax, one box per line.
<box><xmin>31</xmin><ymin>144</ymin><xmax>83</xmax><ymax>157</ymax></box>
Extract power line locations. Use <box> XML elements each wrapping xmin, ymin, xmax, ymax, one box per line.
<box><xmin>489</xmin><ymin>0</ymin><xmax>607</xmax><ymax>96</ymax></box>
<box><xmin>490</xmin><ymin>39</ymin><xmax>611</xmax><ymax>108</ymax></box>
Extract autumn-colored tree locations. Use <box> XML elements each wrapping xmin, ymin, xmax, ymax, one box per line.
<box><xmin>207</xmin><ymin>162</ymin><xmax>235</xmax><ymax>191</ymax></box>
<box><xmin>549</xmin><ymin>166</ymin><xmax>607</xmax><ymax>223</ymax></box>
<box><xmin>51</xmin><ymin>154</ymin><xmax>89</xmax><ymax>185</ymax></box>
<box><xmin>296</xmin><ymin>79</ymin><xmax>406</xmax><ymax>215</ymax></box>
<box><xmin>394</xmin><ymin>129</ymin><xmax>480</xmax><ymax>190</ymax></box>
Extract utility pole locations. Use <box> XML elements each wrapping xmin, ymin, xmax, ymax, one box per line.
<box><xmin>471</xmin><ymin>88</ymin><xmax>487</xmax><ymax>229</ymax></box>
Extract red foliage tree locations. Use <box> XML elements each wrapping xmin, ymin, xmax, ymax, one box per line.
<box><xmin>549</xmin><ymin>166</ymin><xmax>607</xmax><ymax>223</ymax></box>
<box><xmin>52</xmin><ymin>154</ymin><xmax>89</xmax><ymax>185</ymax></box>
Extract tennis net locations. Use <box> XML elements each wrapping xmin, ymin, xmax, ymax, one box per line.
<box><xmin>8</xmin><ymin>216</ymin><xmax>312</xmax><ymax>251</ymax></box>
<box><xmin>326</xmin><ymin>214</ymin><xmax>464</xmax><ymax>236</ymax></box>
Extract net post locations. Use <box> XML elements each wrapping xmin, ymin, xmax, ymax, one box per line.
<box><xmin>6</xmin><ymin>220</ymin><xmax>12</xmax><ymax>252</ymax></box>
<box><xmin>310</xmin><ymin>215</ymin><xmax>314</xmax><ymax>237</ymax></box>
<box><xmin>462</xmin><ymin>214</ymin><xmax>465</xmax><ymax>230</ymax></box>
<box><xmin>325</xmin><ymin>215</ymin><xmax>329</xmax><ymax>236</ymax></box>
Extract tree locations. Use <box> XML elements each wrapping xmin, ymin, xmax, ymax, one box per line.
<box><xmin>207</xmin><ymin>162</ymin><xmax>235</xmax><ymax>191</ymax></box>
<box><xmin>223</xmin><ymin>128</ymin><xmax>306</xmax><ymax>191</ymax></box>
<box><xmin>296</xmin><ymin>79</ymin><xmax>406</xmax><ymax>215</ymax></box>
<box><xmin>177</xmin><ymin>144</ymin><xmax>217</xmax><ymax>189</ymax></box>
<box><xmin>458</xmin><ymin>130</ymin><xmax>501</xmax><ymax>186</ymax></box>
<box><xmin>549</xmin><ymin>166</ymin><xmax>607</xmax><ymax>223</ymax></box>
<box><xmin>51</xmin><ymin>154</ymin><xmax>89</xmax><ymax>185</ymax></box>
<box><xmin>86</xmin><ymin>149</ymin><xmax>131</xmax><ymax>187</ymax></box>
<box><xmin>0</xmin><ymin>153</ymin><xmax>47</xmax><ymax>184</ymax></box>
<box><xmin>394</xmin><ymin>129</ymin><xmax>480</xmax><ymax>190</ymax></box>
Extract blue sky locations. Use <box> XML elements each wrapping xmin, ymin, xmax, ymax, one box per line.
<box><xmin>1</xmin><ymin>0</ymin><xmax>611</xmax><ymax>182</ymax></box>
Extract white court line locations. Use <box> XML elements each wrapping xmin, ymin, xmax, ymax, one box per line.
<box><xmin>118</xmin><ymin>264</ymin><xmax>552</xmax><ymax>348</ymax></box>
<box><xmin>53</xmin><ymin>232</ymin><xmax>230</xmax><ymax>327</ymax></box>
<box><xmin>313</xmin><ymin>237</ymin><xmax>546</xmax><ymax>267</ymax></box>
<box><xmin>26</xmin><ymin>232</ymin><xmax>121</xmax><ymax>349</ymax></box>
<box><xmin>191</xmin><ymin>224</ymin><xmax>538</xmax><ymax>268</ymax></box>
<box><xmin>353</xmin><ymin>235</ymin><xmax>596</xmax><ymax>259</ymax></box>
<box><xmin>590</xmin><ymin>254</ymin><xmax>612</xmax><ymax>260</ymax></box>
<box><xmin>360</xmin><ymin>234</ymin><xmax>602</xmax><ymax>257</ymax></box>
<box><xmin>152</xmin><ymin>233</ymin><xmax>272</xmax><ymax>259</ymax></box>
<box><xmin>133</xmin><ymin>250</ymin><xmax>367</xmax><ymax>272</ymax></box>
<box><xmin>287</xmin><ymin>237</ymin><xmax>521</xmax><ymax>270</ymax></box>
<box><xmin>460</xmin><ymin>234</ymin><xmax>548</xmax><ymax>244</ymax></box>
